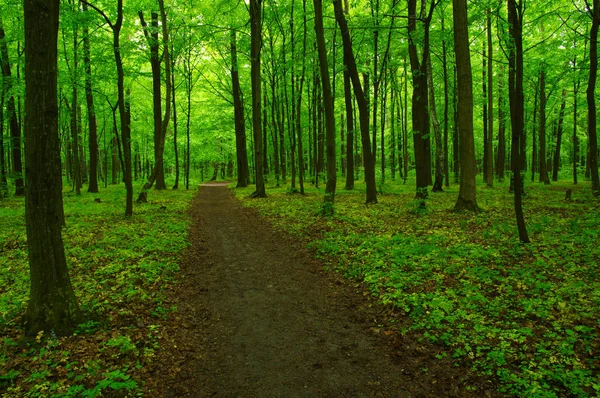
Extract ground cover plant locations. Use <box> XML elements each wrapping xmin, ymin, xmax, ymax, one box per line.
<box><xmin>235</xmin><ymin>177</ymin><xmax>600</xmax><ymax>397</ymax></box>
<box><xmin>0</xmin><ymin>182</ymin><xmax>195</xmax><ymax>397</ymax></box>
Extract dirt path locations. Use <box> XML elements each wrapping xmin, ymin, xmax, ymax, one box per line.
<box><xmin>147</xmin><ymin>184</ymin><xmax>496</xmax><ymax>397</ymax></box>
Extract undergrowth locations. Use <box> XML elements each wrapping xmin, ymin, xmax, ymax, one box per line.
<box><xmin>235</xmin><ymin>176</ymin><xmax>600</xmax><ymax>397</ymax></box>
<box><xmin>0</xmin><ymin>178</ymin><xmax>197</xmax><ymax>397</ymax></box>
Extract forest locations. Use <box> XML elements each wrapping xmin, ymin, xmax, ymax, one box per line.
<box><xmin>1</xmin><ymin>0</ymin><xmax>600</xmax><ymax>396</ymax></box>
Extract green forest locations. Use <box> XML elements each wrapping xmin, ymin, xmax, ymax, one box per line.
<box><xmin>1</xmin><ymin>0</ymin><xmax>600</xmax><ymax>396</ymax></box>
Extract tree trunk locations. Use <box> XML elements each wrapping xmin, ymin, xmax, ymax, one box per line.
<box><xmin>442</xmin><ymin>16</ymin><xmax>450</xmax><ymax>187</ymax></box>
<box><xmin>231</xmin><ymin>30</ymin><xmax>249</xmax><ymax>188</ymax></box>
<box><xmin>587</xmin><ymin>0</ymin><xmax>600</xmax><ymax>196</ymax></box>
<box><xmin>452</xmin><ymin>0</ymin><xmax>479</xmax><ymax>212</ymax></box>
<box><xmin>427</xmin><ymin>55</ymin><xmax>444</xmax><ymax>192</ymax></box>
<box><xmin>70</xmin><ymin>22</ymin><xmax>82</xmax><ymax>195</ymax></box>
<box><xmin>333</xmin><ymin>0</ymin><xmax>377</xmax><ymax>203</ymax></box>
<box><xmin>0</xmin><ymin>17</ymin><xmax>25</xmax><ymax>196</ymax></box>
<box><xmin>250</xmin><ymin>0</ymin><xmax>266</xmax><ymax>197</ymax></box>
<box><xmin>83</xmin><ymin>2</ymin><xmax>98</xmax><ymax>193</ymax></box>
<box><xmin>486</xmin><ymin>9</ymin><xmax>494</xmax><ymax>187</ymax></box>
<box><xmin>408</xmin><ymin>0</ymin><xmax>435</xmax><ymax>199</ymax></box>
<box><xmin>139</xmin><ymin>11</ymin><xmax>167</xmax><ymax>191</ymax></box>
<box><xmin>137</xmin><ymin>0</ymin><xmax>171</xmax><ymax>203</ymax></box>
<box><xmin>507</xmin><ymin>0</ymin><xmax>530</xmax><ymax>243</ymax></box>
<box><xmin>171</xmin><ymin>49</ymin><xmax>179</xmax><ymax>190</ymax></box>
<box><xmin>552</xmin><ymin>89</ymin><xmax>566</xmax><ymax>181</ymax></box>
<box><xmin>23</xmin><ymin>0</ymin><xmax>81</xmax><ymax>336</ymax></box>
<box><xmin>0</xmin><ymin>77</ymin><xmax>7</xmax><ymax>196</ymax></box>
<box><xmin>314</xmin><ymin>0</ymin><xmax>337</xmax><ymax>210</ymax></box>
<box><xmin>497</xmin><ymin>67</ymin><xmax>506</xmax><ymax>181</ymax></box>
<box><xmin>538</xmin><ymin>69</ymin><xmax>550</xmax><ymax>184</ymax></box>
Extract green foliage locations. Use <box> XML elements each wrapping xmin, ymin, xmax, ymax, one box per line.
<box><xmin>236</xmin><ymin>177</ymin><xmax>600</xmax><ymax>397</ymax></box>
<box><xmin>0</xmin><ymin>182</ymin><xmax>195</xmax><ymax>396</ymax></box>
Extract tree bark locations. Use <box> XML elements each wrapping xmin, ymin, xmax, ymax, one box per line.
<box><xmin>333</xmin><ymin>0</ymin><xmax>377</xmax><ymax>203</ymax></box>
<box><xmin>231</xmin><ymin>30</ymin><xmax>249</xmax><ymax>188</ymax></box>
<box><xmin>0</xmin><ymin>17</ymin><xmax>24</xmax><ymax>196</ymax></box>
<box><xmin>23</xmin><ymin>0</ymin><xmax>81</xmax><ymax>336</ymax></box>
<box><xmin>552</xmin><ymin>89</ymin><xmax>566</xmax><ymax>181</ymax></box>
<box><xmin>538</xmin><ymin>69</ymin><xmax>550</xmax><ymax>184</ymax></box>
<box><xmin>82</xmin><ymin>2</ymin><xmax>98</xmax><ymax>193</ymax></box>
<box><xmin>587</xmin><ymin>0</ymin><xmax>600</xmax><ymax>196</ymax></box>
<box><xmin>507</xmin><ymin>0</ymin><xmax>530</xmax><ymax>242</ymax></box>
<box><xmin>313</xmin><ymin>0</ymin><xmax>337</xmax><ymax>210</ymax></box>
<box><xmin>408</xmin><ymin>0</ymin><xmax>435</xmax><ymax>199</ymax></box>
<box><xmin>486</xmin><ymin>9</ymin><xmax>494</xmax><ymax>187</ymax></box>
<box><xmin>452</xmin><ymin>0</ymin><xmax>479</xmax><ymax>212</ymax></box>
<box><xmin>250</xmin><ymin>0</ymin><xmax>266</xmax><ymax>197</ymax></box>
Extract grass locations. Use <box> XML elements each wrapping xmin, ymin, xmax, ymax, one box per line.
<box><xmin>234</xmin><ymin>172</ymin><xmax>600</xmax><ymax>397</ymax></box>
<box><xmin>0</xmin><ymin>177</ymin><xmax>198</xmax><ymax>397</ymax></box>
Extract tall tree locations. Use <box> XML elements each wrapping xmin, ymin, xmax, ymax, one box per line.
<box><xmin>82</xmin><ymin>2</ymin><xmax>99</xmax><ymax>193</ymax></box>
<box><xmin>231</xmin><ymin>30</ymin><xmax>249</xmax><ymax>188</ymax></box>
<box><xmin>333</xmin><ymin>0</ymin><xmax>377</xmax><ymax>203</ymax></box>
<box><xmin>485</xmin><ymin>8</ymin><xmax>494</xmax><ymax>187</ymax></box>
<box><xmin>452</xmin><ymin>0</ymin><xmax>479</xmax><ymax>212</ymax></box>
<box><xmin>587</xmin><ymin>0</ymin><xmax>600</xmax><ymax>196</ymax></box>
<box><xmin>0</xmin><ymin>16</ymin><xmax>24</xmax><ymax>196</ymax></box>
<box><xmin>23</xmin><ymin>0</ymin><xmax>81</xmax><ymax>336</ymax></box>
<box><xmin>538</xmin><ymin>69</ymin><xmax>550</xmax><ymax>184</ymax></box>
<box><xmin>552</xmin><ymin>89</ymin><xmax>566</xmax><ymax>181</ymax></box>
<box><xmin>407</xmin><ymin>0</ymin><xmax>437</xmax><ymax>199</ymax></box>
<box><xmin>313</xmin><ymin>0</ymin><xmax>337</xmax><ymax>210</ymax></box>
<box><xmin>83</xmin><ymin>0</ymin><xmax>133</xmax><ymax>216</ymax></box>
<box><xmin>138</xmin><ymin>7</ymin><xmax>171</xmax><ymax>196</ymax></box>
<box><xmin>250</xmin><ymin>0</ymin><xmax>266</xmax><ymax>197</ymax></box>
<box><xmin>507</xmin><ymin>0</ymin><xmax>530</xmax><ymax>242</ymax></box>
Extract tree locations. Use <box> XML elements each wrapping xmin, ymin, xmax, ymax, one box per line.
<box><xmin>333</xmin><ymin>0</ymin><xmax>377</xmax><ymax>204</ymax></box>
<box><xmin>231</xmin><ymin>30</ymin><xmax>249</xmax><ymax>188</ymax></box>
<box><xmin>23</xmin><ymin>0</ymin><xmax>81</xmax><ymax>336</ymax></box>
<box><xmin>313</xmin><ymin>0</ymin><xmax>336</xmax><ymax>210</ymax></box>
<box><xmin>83</xmin><ymin>0</ymin><xmax>133</xmax><ymax>216</ymax></box>
<box><xmin>82</xmin><ymin>1</ymin><xmax>99</xmax><ymax>193</ymax></box>
<box><xmin>587</xmin><ymin>0</ymin><xmax>600</xmax><ymax>197</ymax></box>
<box><xmin>507</xmin><ymin>0</ymin><xmax>530</xmax><ymax>243</ymax></box>
<box><xmin>407</xmin><ymin>0</ymin><xmax>437</xmax><ymax>199</ymax></box>
<box><xmin>250</xmin><ymin>0</ymin><xmax>266</xmax><ymax>197</ymax></box>
<box><xmin>0</xmin><ymin>16</ymin><xmax>24</xmax><ymax>196</ymax></box>
<box><xmin>452</xmin><ymin>0</ymin><xmax>479</xmax><ymax>212</ymax></box>
<box><xmin>137</xmin><ymin>2</ymin><xmax>172</xmax><ymax>200</ymax></box>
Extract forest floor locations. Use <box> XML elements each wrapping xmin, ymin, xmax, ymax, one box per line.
<box><xmin>146</xmin><ymin>182</ymin><xmax>497</xmax><ymax>397</ymax></box>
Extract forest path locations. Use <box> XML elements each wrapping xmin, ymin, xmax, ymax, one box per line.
<box><xmin>148</xmin><ymin>183</ymin><xmax>491</xmax><ymax>397</ymax></box>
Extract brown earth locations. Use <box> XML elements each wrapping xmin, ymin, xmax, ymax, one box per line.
<box><xmin>146</xmin><ymin>183</ymin><xmax>499</xmax><ymax>397</ymax></box>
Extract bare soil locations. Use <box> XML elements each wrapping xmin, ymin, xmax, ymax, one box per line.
<box><xmin>146</xmin><ymin>183</ymin><xmax>498</xmax><ymax>397</ymax></box>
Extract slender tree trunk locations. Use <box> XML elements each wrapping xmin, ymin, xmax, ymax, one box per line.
<box><xmin>486</xmin><ymin>9</ymin><xmax>494</xmax><ymax>187</ymax></box>
<box><xmin>137</xmin><ymin>0</ymin><xmax>171</xmax><ymax>203</ymax></box>
<box><xmin>538</xmin><ymin>69</ymin><xmax>550</xmax><ymax>184</ymax></box>
<box><xmin>427</xmin><ymin>56</ymin><xmax>444</xmax><ymax>192</ymax></box>
<box><xmin>71</xmin><ymin>21</ymin><xmax>82</xmax><ymax>195</ymax></box>
<box><xmin>231</xmin><ymin>30</ymin><xmax>249</xmax><ymax>188</ymax></box>
<box><xmin>573</xmin><ymin>69</ymin><xmax>580</xmax><ymax>185</ymax></box>
<box><xmin>408</xmin><ymin>0</ymin><xmax>436</xmax><ymax>199</ymax></box>
<box><xmin>333</xmin><ymin>0</ymin><xmax>377</xmax><ymax>203</ymax></box>
<box><xmin>552</xmin><ymin>90</ymin><xmax>566</xmax><ymax>181</ymax></box>
<box><xmin>172</xmin><ymin>52</ymin><xmax>179</xmax><ymax>189</ymax></box>
<box><xmin>587</xmin><ymin>0</ymin><xmax>600</xmax><ymax>196</ymax></box>
<box><xmin>0</xmin><ymin>17</ymin><xmax>25</xmax><ymax>196</ymax></box>
<box><xmin>442</xmin><ymin>17</ymin><xmax>450</xmax><ymax>187</ymax></box>
<box><xmin>250</xmin><ymin>0</ymin><xmax>266</xmax><ymax>197</ymax></box>
<box><xmin>497</xmin><ymin>67</ymin><xmax>506</xmax><ymax>181</ymax></box>
<box><xmin>0</xmin><ymin>91</ymin><xmax>7</xmax><ymax>196</ymax></box>
<box><xmin>507</xmin><ymin>0</ymin><xmax>530</xmax><ymax>242</ymax></box>
<box><xmin>314</xmin><ymin>0</ymin><xmax>337</xmax><ymax>209</ymax></box>
<box><xmin>82</xmin><ymin>2</ymin><xmax>98</xmax><ymax>193</ymax></box>
<box><xmin>23</xmin><ymin>0</ymin><xmax>81</xmax><ymax>336</ymax></box>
